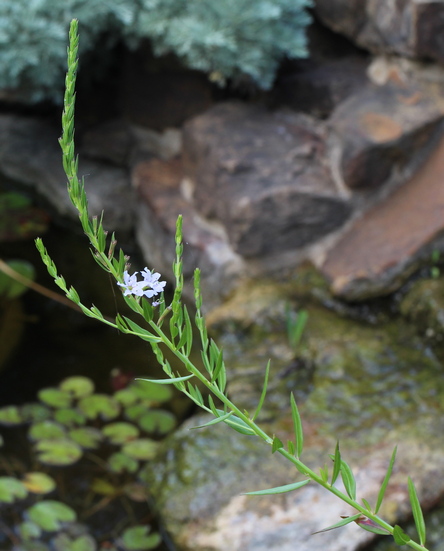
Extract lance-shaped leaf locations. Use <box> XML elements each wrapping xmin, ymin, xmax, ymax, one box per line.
<box><xmin>393</xmin><ymin>525</ymin><xmax>411</xmax><ymax>545</ymax></box>
<box><xmin>136</xmin><ymin>375</ymin><xmax>194</xmax><ymax>385</ymax></box>
<box><xmin>375</xmin><ymin>446</ymin><xmax>397</xmax><ymax>514</ymax></box>
<box><xmin>355</xmin><ymin>516</ymin><xmax>390</xmax><ymax>535</ymax></box>
<box><xmin>115</xmin><ymin>315</ymin><xmax>161</xmax><ymax>343</ymax></box>
<box><xmin>252</xmin><ymin>360</ymin><xmax>270</xmax><ymax>422</ymax></box>
<box><xmin>341</xmin><ymin>459</ymin><xmax>356</xmax><ymax>500</ymax></box>
<box><xmin>313</xmin><ymin>513</ymin><xmax>361</xmax><ymax>534</ymax></box>
<box><xmin>290</xmin><ymin>393</ymin><xmax>303</xmax><ymax>457</ymax></box>
<box><xmin>244</xmin><ymin>479</ymin><xmax>310</xmax><ymax>496</ymax></box>
<box><xmin>215</xmin><ymin>409</ymin><xmax>256</xmax><ymax>436</ymax></box>
<box><xmin>331</xmin><ymin>442</ymin><xmax>341</xmax><ymax>485</ymax></box>
<box><xmin>408</xmin><ymin>477</ymin><xmax>426</xmax><ymax>546</ymax></box>
<box><xmin>190</xmin><ymin>411</ymin><xmax>233</xmax><ymax>430</ymax></box>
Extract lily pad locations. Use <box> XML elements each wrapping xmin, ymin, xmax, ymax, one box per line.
<box><xmin>38</xmin><ymin>388</ymin><xmax>72</xmax><ymax>408</ymax></box>
<box><xmin>27</xmin><ymin>500</ymin><xmax>76</xmax><ymax>531</ymax></box>
<box><xmin>91</xmin><ymin>477</ymin><xmax>117</xmax><ymax>496</ymax></box>
<box><xmin>0</xmin><ymin>259</ymin><xmax>36</xmax><ymax>299</ymax></box>
<box><xmin>16</xmin><ymin>520</ymin><xmax>42</xmax><ymax>540</ymax></box>
<box><xmin>51</xmin><ymin>533</ymin><xmax>97</xmax><ymax>551</ymax></box>
<box><xmin>122</xmin><ymin>438</ymin><xmax>158</xmax><ymax>460</ymax></box>
<box><xmin>54</xmin><ymin>407</ymin><xmax>87</xmax><ymax>427</ymax></box>
<box><xmin>102</xmin><ymin>422</ymin><xmax>139</xmax><ymax>444</ymax></box>
<box><xmin>107</xmin><ymin>452</ymin><xmax>139</xmax><ymax>474</ymax></box>
<box><xmin>0</xmin><ymin>476</ymin><xmax>28</xmax><ymax>503</ymax></box>
<box><xmin>29</xmin><ymin>421</ymin><xmax>66</xmax><ymax>441</ymax></box>
<box><xmin>35</xmin><ymin>438</ymin><xmax>83</xmax><ymax>466</ymax></box>
<box><xmin>68</xmin><ymin>427</ymin><xmax>103</xmax><ymax>449</ymax></box>
<box><xmin>59</xmin><ymin>376</ymin><xmax>95</xmax><ymax>398</ymax></box>
<box><xmin>124</xmin><ymin>403</ymin><xmax>147</xmax><ymax>422</ymax></box>
<box><xmin>114</xmin><ymin>387</ymin><xmax>139</xmax><ymax>406</ymax></box>
<box><xmin>121</xmin><ymin>525</ymin><xmax>161</xmax><ymax>550</ymax></box>
<box><xmin>22</xmin><ymin>472</ymin><xmax>56</xmax><ymax>494</ymax></box>
<box><xmin>0</xmin><ymin>405</ymin><xmax>23</xmax><ymax>425</ymax></box>
<box><xmin>78</xmin><ymin>394</ymin><xmax>120</xmax><ymax>420</ymax></box>
<box><xmin>21</xmin><ymin>403</ymin><xmax>51</xmax><ymax>422</ymax></box>
<box><xmin>138</xmin><ymin>410</ymin><xmax>175</xmax><ymax>435</ymax></box>
<box><xmin>129</xmin><ymin>380</ymin><xmax>172</xmax><ymax>403</ymax></box>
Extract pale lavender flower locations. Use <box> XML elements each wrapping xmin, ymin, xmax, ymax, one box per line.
<box><xmin>117</xmin><ymin>271</ymin><xmax>145</xmax><ymax>297</ymax></box>
<box><xmin>141</xmin><ymin>268</ymin><xmax>167</xmax><ymax>296</ymax></box>
<box><xmin>117</xmin><ymin>268</ymin><xmax>166</xmax><ymax>301</ymax></box>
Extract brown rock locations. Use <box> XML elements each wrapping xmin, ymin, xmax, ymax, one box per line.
<box><xmin>320</xmin><ymin>131</ymin><xmax>444</xmax><ymax>300</ymax></box>
<box><xmin>314</xmin><ymin>0</ymin><xmax>444</xmax><ymax>64</ymax></box>
<box><xmin>272</xmin><ymin>56</ymin><xmax>370</xmax><ymax>118</ymax></box>
<box><xmin>183</xmin><ymin>102</ymin><xmax>352</xmax><ymax>257</ymax></box>
<box><xmin>329</xmin><ymin>80</ymin><xmax>444</xmax><ymax>189</ymax></box>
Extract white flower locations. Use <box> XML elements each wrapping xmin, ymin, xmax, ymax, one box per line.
<box><xmin>117</xmin><ymin>268</ymin><xmax>166</xmax><ymax>301</ymax></box>
<box><xmin>141</xmin><ymin>268</ymin><xmax>167</xmax><ymax>297</ymax></box>
<box><xmin>117</xmin><ymin>271</ymin><xmax>146</xmax><ymax>297</ymax></box>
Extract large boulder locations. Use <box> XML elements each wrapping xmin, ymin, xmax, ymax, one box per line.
<box><xmin>141</xmin><ymin>291</ymin><xmax>444</xmax><ymax>551</ymax></box>
<box><xmin>328</xmin><ymin>78</ymin><xmax>444</xmax><ymax>189</ymax></box>
<box><xmin>183</xmin><ymin>102</ymin><xmax>352</xmax><ymax>257</ymax></box>
<box><xmin>320</xmin><ymin>130</ymin><xmax>444</xmax><ymax>300</ymax></box>
<box><xmin>314</xmin><ymin>0</ymin><xmax>444</xmax><ymax>65</ymax></box>
<box><xmin>0</xmin><ymin>115</ymin><xmax>135</xmax><ymax>233</ymax></box>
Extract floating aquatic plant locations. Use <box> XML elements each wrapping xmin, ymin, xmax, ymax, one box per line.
<box><xmin>0</xmin><ymin>374</ymin><xmax>174</xmax><ymax>549</ymax></box>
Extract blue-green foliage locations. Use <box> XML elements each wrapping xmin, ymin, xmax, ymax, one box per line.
<box><xmin>0</xmin><ymin>0</ymin><xmax>312</xmax><ymax>103</ymax></box>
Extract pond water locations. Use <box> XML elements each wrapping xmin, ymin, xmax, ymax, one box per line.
<box><xmin>0</xmin><ymin>219</ymin><xmax>185</xmax><ymax>550</ymax></box>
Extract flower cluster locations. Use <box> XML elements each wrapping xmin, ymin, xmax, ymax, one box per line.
<box><xmin>117</xmin><ymin>268</ymin><xmax>166</xmax><ymax>303</ymax></box>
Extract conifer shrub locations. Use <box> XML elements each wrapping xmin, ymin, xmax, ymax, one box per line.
<box><xmin>0</xmin><ymin>0</ymin><xmax>312</xmax><ymax>103</ymax></box>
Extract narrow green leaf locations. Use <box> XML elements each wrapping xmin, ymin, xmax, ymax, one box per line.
<box><xmin>312</xmin><ymin>513</ymin><xmax>361</xmax><ymax>534</ymax></box>
<box><xmin>393</xmin><ymin>525</ymin><xmax>411</xmax><ymax>545</ymax></box>
<box><xmin>356</xmin><ymin>517</ymin><xmax>391</xmax><ymax>536</ymax></box>
<box><xmin>141</xmin><ymin>298</ymin><xmax>154</xmax><ymax>322</ymax></box>
<box><xmin>119</xmin><ymin>316</ymin><xmax>161</xmax><ymax>343</ymax></box>
<box><xmin>331</xmin><ymin>442</ymin><xmax>341</xmax><ymax>485</ymax></box>
<box><xmin>375</xmin><ymin>446</ymin><xmax>397</xmax><ymax>514</ymax></box>
<box><xmin>216</xmin><ymin>362</ymin><xmax>227</xmax><ymax>393</ymax></box>
<box><xmin>215</xmin><ymin>409</ymin><xmax>255</xmax><ymax>436</ymax></box>
<box><xmin>136</xmin><ymin>375</ymin><xmax>194</xmax><ymax>385</ymax></box>
<box><xmin>182</xmin><ymin>305</ymin><xmax>193</xmax><ymax>357</ymax></box>
<box><xmin>408</xmin><ymin>477</ymin><xmax>426</xmax><ymax>546</ymax></box>
<box><xmin>271</xmin><ymin>435</ymin><xmax>284</xmax><ymax>454</ymax></box>
<box><xmin>244</xmin><ymin>479</ymin><xmax>309</xmax><ymax>496</ymax></box>
<box><xmin>189</xmin><ymin>412</ymin><xmax>234</xmax><ymax>430</ymax></box>
<box><xmin>176</xmin><ymin>326</ymin><xmax>189</xmax><ymax>352</ymax></box>
<box><xmin>362</xmin><ymin>498</ymin><xmax>372</xmax><ymax>512</ymax></box>
<box><xmin>252</xmin><ymin>360</ymin><xmax>270</xmax><ymax>421</ymax></box>
<box><xmin>341</xmin><ymin>460</ymin><xmax>356</xmax><ymax>500</ymax></box>
<box><xmin>319</xmin><ymin>465</ymin><xmax>329</xmax><ymax>483</ymax></box>
<box><xmin>208</xmin><ymin>395</ymin><xmax>219</xmax><ymax>417</ymax></box>
<box><xmin>287</xmin><ymin>440</ymin><xmax>295</xmax><ymax>455</ymax></box>
<box><xmin>211</xmin><ymin>347</ymin><xmax>225</xmax><ymax>383</ymax></box>
<box><xmin>290</xmin><ymin>393</ymin><xmax>304</xmax><ymax>457</ymax></box>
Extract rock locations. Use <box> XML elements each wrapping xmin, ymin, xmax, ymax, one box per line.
<box><xmin>314</xmin><ymin>0</ymin><xmax>444</xmax><ymax>65</ymax></box>
<box><xmin>320</xmin><ymin>129</ymin><xmax>444</xmax><ymax>300</ymax></box>
<box><xmin>141</xmin><ymin>299</ymin><xmax>444</xmax><ymax>551</ymax></box>
<box><xmin>132</xmin><ymin>157</ymin><xmax>245</xmax><ymax>310</ymax></box>
<box><xmin>399</xmin><ymin>277</ymin><xmax>444</xmax><ymax>341</ymax></box>
<box><xmin>272</xmin><ymin>56</ymin><xmax>370</xmax><ymax>118</ymax></box>
<box><xmin>80</xmin><ymin>119</ymin><xmax>182</xmax><ymax>167</ymax></box>
<box><xmin>0</xmin><ymin>115</ymin><xmax>135</xmax><ymax>232</ymax></box>
<box><xmin>183</xmin><ymin>102</ymin><xmax>352</xmax><ymax>257</ymax></box>
<box><xmin>328</xmin><ymin>79</ymin><xmax>444</xmax><ymax>189</ymax></box>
